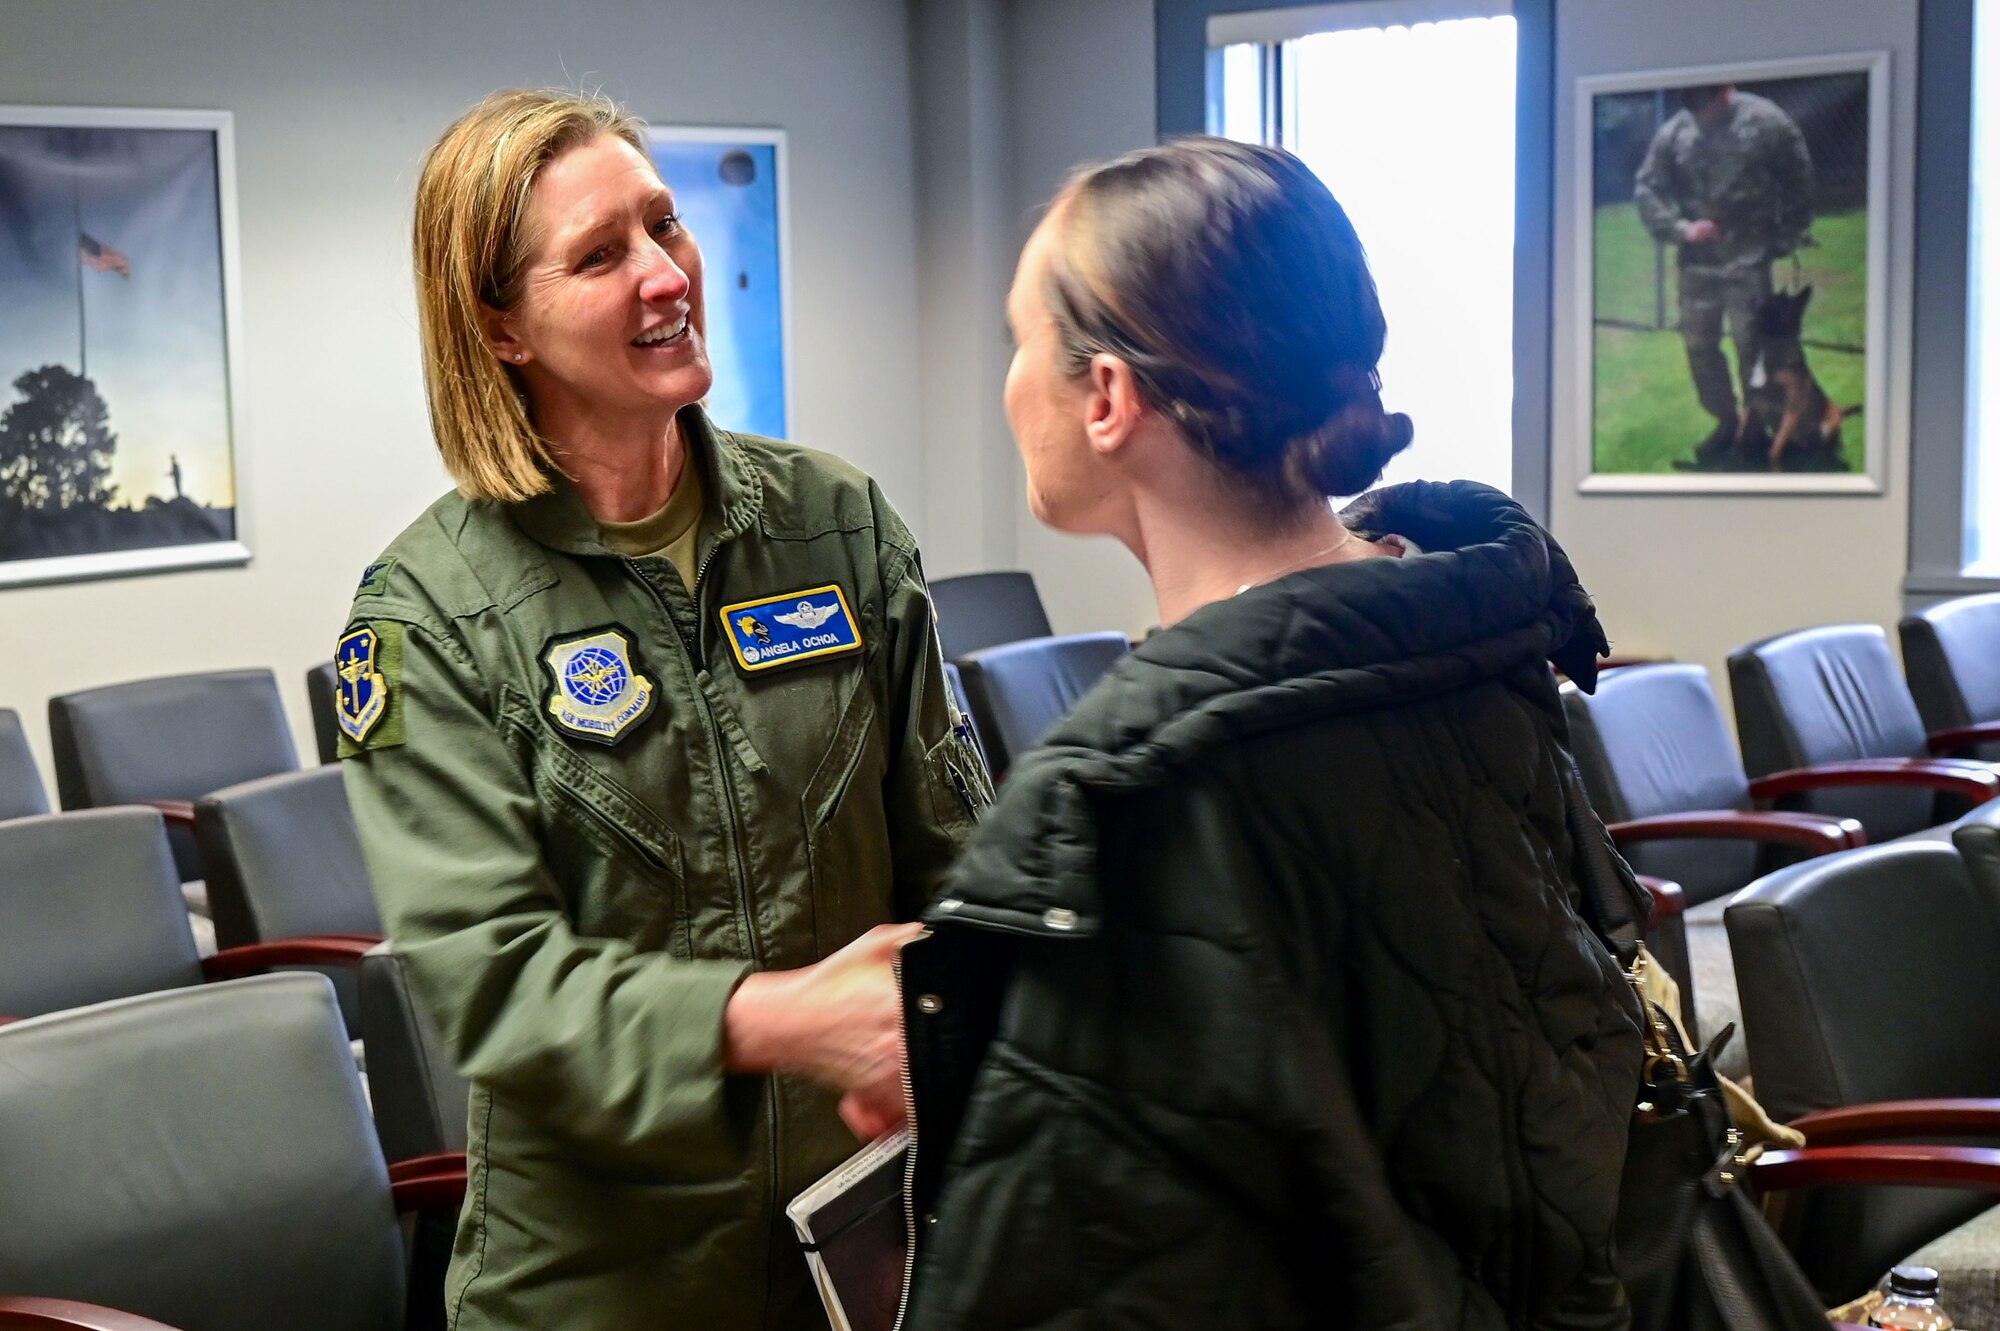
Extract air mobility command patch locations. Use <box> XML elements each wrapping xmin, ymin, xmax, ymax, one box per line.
<box><xmin>719</xmin><ymin>584</ymin><xmax>862</xmax><ymax>674</ymax></box>
<box><xmin>355</xmin><ymin>556</ymin><xmax>397</xmax><ymax>597</ymax></box>
<box><xmin>335</xmin><ymin>622</ymin><xmax>405</xmax><ymax>754</ymax></box>
<box><xmin>541</xmin><ymin>626</ymin><xmax>658</xmax><ymax>745</ymax></box>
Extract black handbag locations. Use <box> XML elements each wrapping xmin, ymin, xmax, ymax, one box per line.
<box><xmin>1561</xmin><ymin>758</ymin><xmax>1830</xmax><ymax>1331</ymax></box>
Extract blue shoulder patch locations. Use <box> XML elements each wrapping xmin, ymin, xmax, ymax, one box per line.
<box><xmin>718</xmin><ymin>584</ymin><xmax>862</xmax><ymax>674</ymax></box>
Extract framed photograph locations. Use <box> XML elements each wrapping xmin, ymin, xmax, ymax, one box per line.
<box><xmin>1575</xmin><ymin>52</ymin><xmax>1889</xmax><ymax>493</ymax></box>
<box><xmin>646</xmin><ymin>126</ymin><xmax>792</xmax><ymax>441</ymax></box>
<box><xmin>0</xmin><ymin>106</ymin><xmax>248</xmax><ymax>587</ymax></box>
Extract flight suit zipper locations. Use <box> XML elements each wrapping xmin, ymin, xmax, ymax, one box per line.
<box><xmin>626</xmin><ymin>550</ymin><xmax>783</xmax><ymax>1325</ymax></box>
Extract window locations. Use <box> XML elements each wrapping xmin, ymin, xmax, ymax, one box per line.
<box><xmin>1208</xmin><ymin>4</ymin><xmax>1518</xmax><ymax>494</ymax></box>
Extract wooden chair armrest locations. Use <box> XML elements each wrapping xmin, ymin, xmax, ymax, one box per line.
<box><xmin>199</xmin><ymin>935</ymin><xmax>378</xmax><ymax>982</ymax></box>
<box><xmin>1749</xmin><ymin>759</ymin><xmax>2000</xmax><ymax>805</ymax></box>
<box><xmin>1751</xmin><ymin>1144</ymin><xmax>2000</xmax><ymax>1193</ymax></box>
<box><xmin>1634</xmin><ymin>875</ymin><xmax>1684</xmax><ymax>926</ymax></box>
<box><xmin>0</xmin><ymin>1298</ymin><xmax>181</xmax><ymax>1330</ymax></box>
<box><xmin>388</xmin><ymin>1152</ymin><xmax>467</xmax><ymax>1184</ymax></box>
<box><xmin>1607</xmin><ymin>810</ymin><xmax>1865</xmax><ymax>854</ymax></box>
<box><xmin>139</xmin><ymin>800</ymin><xmax>196</xmax><ymax>831</ymax></box>
<box><xmin>1790</xmin><ymin>1098</ymin><xmax>2000</xmax><ymax>1146</ymax></box>
<box><xmin>0</xmin><ymin>1016</ymin><xmax>20</xmax><ymax>1027</ymax></box>
<box><xmin>392</xmin><ymin>1164</ymin><xmax>467</xmax><ymax>1215</ymax></box>
<box><xmin>1928</xmin><ymin>722</ymin><xmax>2000</xmax><ymax>756</ymax></box>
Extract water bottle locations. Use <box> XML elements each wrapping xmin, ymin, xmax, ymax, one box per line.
<box><xmin>1868</xmin><ymin>1265</ymin><xmax>1954</xmax><ymax>1329</ymax></box>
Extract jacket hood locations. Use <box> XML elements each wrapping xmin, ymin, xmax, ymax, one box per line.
<box><xmin>928</xmin><ymin>480</ymin><xmax>1610</xmax><ymax>939</ymax></box>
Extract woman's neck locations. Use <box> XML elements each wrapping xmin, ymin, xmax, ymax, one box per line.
<box><xmin>1127</xmin><ymin>481</ymin><xmax>1370</xmax><ymax>628</ymax></box>
<box><xmin>551</xmin><ymin>410</ymin><xmax>688</xmax><ymax>523</ymax></box>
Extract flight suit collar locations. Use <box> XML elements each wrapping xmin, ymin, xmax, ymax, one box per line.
<box><xmin>511</xmin><ymin>405</ymin><xmax>765</xmax><ymax>558</ymax></box>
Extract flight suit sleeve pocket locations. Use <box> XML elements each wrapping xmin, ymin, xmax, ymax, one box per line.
<box><xmin>927</xmin><ymin>730</ymin><xmax>991</xmax><ymax>836</ymax></box>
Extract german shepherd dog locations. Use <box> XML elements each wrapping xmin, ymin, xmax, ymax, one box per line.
<box><xmin>1742</xmin><ymin>285</ymin><xmax>1843</xmax><ymax>470</ymax></box>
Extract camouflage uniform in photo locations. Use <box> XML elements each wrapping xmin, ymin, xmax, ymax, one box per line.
<box><xmin>1634</xmin><ymin>92</ymin><xmax>1814</xmax><ymax>441</ymax></box>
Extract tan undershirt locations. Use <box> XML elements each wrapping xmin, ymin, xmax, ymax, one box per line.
<box><xmin>596</xmin><ymin>455</ymin><xmax>707</xmax><ymax>591</ymax></box>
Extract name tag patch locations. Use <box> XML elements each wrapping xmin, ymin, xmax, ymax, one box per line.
<box><xmin>719</xmin><ymin>584</ymin><xmax>862</xmax><ymax>674</ymax></box>
<box><xmin>541</xmin><ymin>626</ymin><xmax>657</xmax><ymax>745</ymax></box>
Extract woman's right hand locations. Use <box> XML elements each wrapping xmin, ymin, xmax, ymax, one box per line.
<box><xmin>723</xmin><ymin>922</ymin><xmax>923</xmax><ymax>1136</ymax></box>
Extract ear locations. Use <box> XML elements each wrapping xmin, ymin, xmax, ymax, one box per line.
<box><xmin>1083</xmin><ymin>352</ymin><xmax>1146</xmax><ymax>458</ymax></box>
<box><xmin>478</xmin><ymin>302</ymin><xmax>529</xmax><ymax>366</ymax></box>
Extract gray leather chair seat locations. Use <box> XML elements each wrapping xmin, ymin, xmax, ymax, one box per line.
<box><xmin>0</xmin><ymin>973</ymin><xmax>462</xmax><ymax>1330</ymax></box>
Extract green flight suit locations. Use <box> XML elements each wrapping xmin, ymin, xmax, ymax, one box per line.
<box><xmin>336</xmin><ymin>408</ymin><xmax>988</xmax><ymax>1331</ymax></box>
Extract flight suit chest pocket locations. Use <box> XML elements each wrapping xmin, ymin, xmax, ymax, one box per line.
<box><xmin>531</xmin><ymin>740</ymin><xmax>689</xmax><ymax>959</ymax></box>
<box><xmin>802</xmin><ymin>679</ymin><xmax>890</xmax><ymax>959</ymax></box>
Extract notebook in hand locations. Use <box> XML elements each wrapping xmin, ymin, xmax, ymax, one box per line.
<box><xmin>787</xmin><ymin>1128</ymin><xmax>912</xmax><ymax>1331</ymax></box>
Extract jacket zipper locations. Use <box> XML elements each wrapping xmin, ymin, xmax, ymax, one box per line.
<box><xmin>889</xmin><ymin>947</ymin><xmax>921</xmax><ymax>1331</ymax></box>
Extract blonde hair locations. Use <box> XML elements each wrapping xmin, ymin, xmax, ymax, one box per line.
<box><xmin>412</xmin><ymin>89</ymin><xmax>649</xmax><ymax>502</ymax></box>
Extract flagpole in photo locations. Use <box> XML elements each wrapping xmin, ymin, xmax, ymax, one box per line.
<box><xmin>70</xmin><ymin>140</ymin><xmax>86</xmax><ymax>381</ymax></box>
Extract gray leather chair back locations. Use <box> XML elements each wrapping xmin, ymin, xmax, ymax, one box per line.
<box><xmin>931</xmin><ymin>571</ymin><xmax>1054</xmax><ymax>662</ymax></box>
<box><xmin>362</xmin><ymin>942</ymin><xmax>470</xmax><ymax>1163</ymax></box>
<box><xmin>0</xmin><ymin>808</ymin><xmax>203</xmax><ymax>1018</ymax></box>
<box><xmin>1727</xmin><ymin>842</ymin><xmax>2000</xmax><ymax>1298</ymax></box>
<box><xmin>307</xmin><ymin>660</ymin><xmax>342</xmax><ymax>764</ymax></box>
<box><xmin>1728</xmin><ymin>625</ymin><xmax>1935</xmax><ymax>842</ymax></box>
<box><xmin>196</xmin><ymin>765</ymin><xmax>380</xmax><ymax>1033</ymax></box>
<box><xmin>48</xmin><ymin>669</ymin><xmax>300</xmax><ymax>881</ymax></box>
<box><xmin>955</xmin><ymin>631</ymin><xmax>1130</xmax><ymax>778</ymax></box>
<box><xmin>1953</xmin><ymin>797</ymin><xmax>2000</xmax><ymax>900</ymax></box>
<box><xmin>1902</xmin><ymin>593</ymin><xmax>2000</xmax><ymax>744</ymax></box>
<box><xmin>0</xmin><ymin>974</ymin><xmax>406</xmax><ymax>1331</ymax></box>
<box><xmin>1561</xmin><ymin>664</ymin><xmax>1758</xmax><ymax>907</ymax></box>
<box><xmin>0</xmin><ymin>707</ymin><xmax>50</xmax><ymax>821</ymax></box>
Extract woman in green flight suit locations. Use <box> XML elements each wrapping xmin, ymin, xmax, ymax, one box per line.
<box><xmin>335</xmin><ymin>89</ymin><xmax>988</xmax><ymax>1331</ymax></box>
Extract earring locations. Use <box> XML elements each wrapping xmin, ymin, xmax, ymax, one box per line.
<box><xmin>513</xmin><ymin>352</ymin><xmax>525</xmax><ymax>362</ymax></box>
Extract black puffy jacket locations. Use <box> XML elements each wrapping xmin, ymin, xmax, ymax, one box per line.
<box><xmin>900</xmin><ymin>482</ymin><xmax>1646</xmax><ymax>1330</ymax></box>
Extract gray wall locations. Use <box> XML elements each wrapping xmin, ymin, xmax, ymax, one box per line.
<box><xmin>1550</xmin><ymin>0</ymin><xmax>1921</xmax><ymax>686</ymax></box>
<box><xmin>0</xmin><ymin>0</ymin><xmax>926</xmax><ymax>774</ymax></box>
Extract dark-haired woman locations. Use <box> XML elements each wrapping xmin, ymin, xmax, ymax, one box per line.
<box><xmin>898</xmin><ymin>137</ymin><xmax>1644</xmax><ymax>1330</ymax></box>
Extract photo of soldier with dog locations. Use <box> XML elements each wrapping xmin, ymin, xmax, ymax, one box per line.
<box><xmin>1589</xmin><ymin>65</ymin><xmax>1873</xmax><ymax>479</ymax></box>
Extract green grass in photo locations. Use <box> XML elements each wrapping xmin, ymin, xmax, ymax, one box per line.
<box><xmin>1590</xmin><ymin>202</ymin><xmax>1868</xmax><ymax>474</ymax></box>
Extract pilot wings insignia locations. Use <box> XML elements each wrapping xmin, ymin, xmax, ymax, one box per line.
<box><xmin>773</xmin><ymin>601</ymin><xmax>839</xmax><ymax>630</ymax></box>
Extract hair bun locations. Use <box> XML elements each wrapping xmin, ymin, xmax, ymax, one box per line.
<box><xmin>1293</xmin><ymin>396</ymin><xmax>1414</xmax><ymax>498</ymax></box>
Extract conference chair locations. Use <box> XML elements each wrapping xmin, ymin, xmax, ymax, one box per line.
<box><xmin>47</xmin><ymin>668</ymin><xmax>300</xmax><ymax>885</ymax></box>
<box><xmin>941</xmin><ymin>662</ymin><xmax>988</xmax><ymax>771</ymax></box>
<box><xmin>954</xmin><ymin>631</ymin><xmax>1130</xmax><ymax>780</ymax></box>
<box><xmin>194</xmin><ymin>766</ymin><xmax>383</xmax><ymax>1035</ymax></box>
<box><xmin>361</xmin><ymin>942</ymin><xmax>470</xmax><ymax>1165</ymax></box>
<box><xmin>1726</xmin><ymin>842</ymin><xmax>2000</xmax><ymax>1306</ymax></box>
<box><xmin>0</xmin><ymin>807</ymin><xmax>372</xmax><ymax>1024</ymax></box>
<box><xmin>930</xmin><ymin>571</ymin><xmax>1054</xmax><ymax>662</ymax></box>
<box><xmin>1729</xmin><ymin>625</ymin><xmax>2000</xmax><ymax>844</ymax></box>
<box><xmin>307</xmin><ymin>660</ymin><xmax>342</xmax><ymax>764</ymax></box>
<box><xmin>1902</xmin><ymin>593</ymin><xmax>2000</xmax><ymax>762</ymax></box>
<box><xmin>1561</xmin><ymin>665</ymin><xmax>1866</xmax><ymax>1067</ymax></box>
<box><xmin>0</xmin><ymin>708</ymin><xmax>49</xmax><ymax>822</ymax></box>
<box><xmin>0</xmin><ymin>973</ymin><xmax>466</xmax><ymax>1331</ymax></box>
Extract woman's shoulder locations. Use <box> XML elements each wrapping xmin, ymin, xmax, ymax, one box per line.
<box><xmin>722</xmin><ymin>429</ymin><xmax>913</xmax><ymax>552</ymax></box>
<box><xmin>344</xmin><ymin>488</ymin><xmax>544</xmax><ymax>626</ymax></box>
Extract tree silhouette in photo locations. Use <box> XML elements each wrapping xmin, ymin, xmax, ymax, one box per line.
<box><xmin>0</xmin><ymin>364</ymin><xmax>232</xmax><ymax>563</ymax></box>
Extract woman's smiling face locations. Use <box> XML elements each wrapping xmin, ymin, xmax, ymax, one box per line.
<box><xmin>493</xmin><ymin>133</ymin><xmax>713</xmax><ymax>432</ymax></box>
